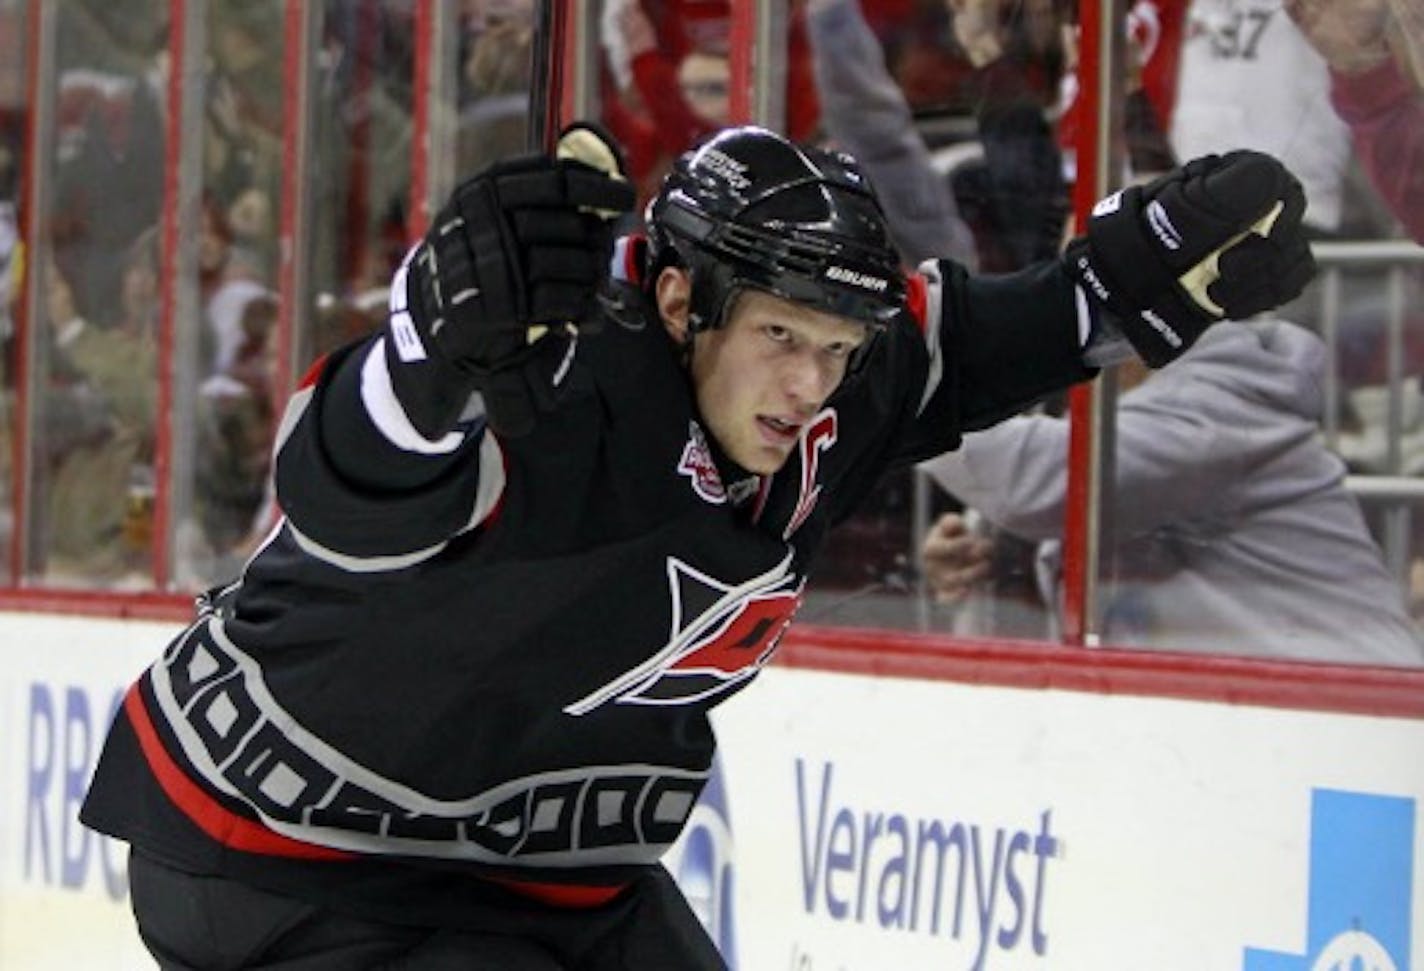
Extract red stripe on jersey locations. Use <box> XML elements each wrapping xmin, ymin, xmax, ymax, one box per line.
<box><xmin>612</xmin><ymin>233</ymin><xmax>649</xmax><ymax>287</ymax></box>
<box><xmin>124</xmin><ymin>684</ymin><xmax>353</xmax><ymax>861</ymax></box>
<box><xmin>488</xmin><ymin>875</ymin><xmax>629</xmax><ymax>908</ymax></box>
<box><xmin>474</xmin><ymin>433</ymin><xmax>509</xmax><ymax>531</ymax></box>
<box><xmin>750</xmin><ymin>474</ymin><xmax>772</xmax><ymax>524</ymax></box>
<box><xmin>904</xmin><ymin>271</ymin><xmax>929</xmax><ymax>335</ymax></box>
<box><xmin>623</xmin><ymin>236</ymin><xmax>641</xmax><ymax>282</ymax></box>
<box><xmin>297</xmin><ymin>353</ymin><xmax>330</xmax><ymax>390</ymax></box>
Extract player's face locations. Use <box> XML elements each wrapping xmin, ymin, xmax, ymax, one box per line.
<box><xmin>686</xmin><ymin>289</ymin><xmax>866</xmax><ymax>474</ymax></box>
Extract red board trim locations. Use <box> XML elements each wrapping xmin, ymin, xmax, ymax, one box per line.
<box><xmin>0</xmin><ymin>593</ymin><xmax>1418</xmax><ymax>719</ymax></box>
<box><xmin>778</xmin><ymin>624</ymin><xmax>1424</xmax><ymax>720</ymax></box>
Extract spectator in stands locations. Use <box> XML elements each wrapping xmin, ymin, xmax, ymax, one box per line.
<box><xmin>112</xmin><ymin>227</ymin><xmax>162</xmax><ymax>339</ymax></box>
<box><xmin>206</xmin><ymin>4</ymin><xmax>284</xmax><ymax>247</ymax></box>
<box><xmin>193</xmin><ymin>291</ymin><xmax>279</xmax><ymax>580</ymax></box>
<box><xmin>920</xmin><ymin>318</ymin><xmax>1423</xmax><ymax>665</ymax></box>
<box><xmin>1055</xmin><ymin>0</ymin><xmax>1186</xmax><ymax>180</ymax></box>
<box><xmin>457</xmin><ymin>0</ymin><xmax>535</xmax><ymax>173</ymax></box>
<box><xmin>806</xmin><ymin>0</ymin><xmax>979</xmax><ymax>267</ymax></box>
<box><xmin>181</xmin><ymin>197</ymin><xmax>280</xmax><ymax>585</ymax></box>
<box><xmin>50</xmin><ymin>62</ymin><xmax>165</xmax><ymax>330</ymax></box>
<box><xmin>600</xmin><ymin>0</ymin><xmax>821</xmax><ymax>203</ymax></box>
<box><xmin>891</xmin><ymin>0</ymin><xmax>1065</xmax><ymax>114</ymax></box>
<box><xmin>198</xmin><ymin>193</ymin><xmax>275</xmax><ymax>379</ymax></box>
<box><xmin>41</xmin><ymin>252</ymin><xmax>156</xmax><ymax>584</ymax></box>
<box><xmin>1287</xmin><ymin>0</ymin><xmax>1424</xmax><ymax>626</ymax></box>
<box><xmin>880</xmin><ymin>0</ymin><xmax>1417</xmax><ymax>653</ymax></box>
<box><xmin>677</xmin><ymin>49</ymin><xmax>731</xmax><ymax>129</ymax></box>
<box><xmin>1286</xmin><ymin>0</ymin><xmax>1424</xmax><ymax>243</ymax></box>
<box><xmin>1171</xmin><ymin>0</ymin><xmax>1353</xmax><ymax>234</ymax></box>
<box><xmin>808</xmin><ymin>0</ymin><xmax>1174</xmax><ymax>272</ymax></box>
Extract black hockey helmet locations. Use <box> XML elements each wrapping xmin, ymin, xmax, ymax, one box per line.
<box><xmin>647</xmin><ymin>126</ymin><xmax>907</xmax><ymax>335</ymax></box>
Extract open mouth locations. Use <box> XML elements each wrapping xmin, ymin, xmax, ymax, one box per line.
<box><xmin>758</xmin><ymin>416</ymin><xmax>801</xmax><ymax>443</ymax></box>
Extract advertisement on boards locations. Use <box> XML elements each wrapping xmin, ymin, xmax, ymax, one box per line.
<box><xmin>665</xmin><ymin>752</ymin><xmax>741</xmax><ymax>966</ymax></box>
<box><xmin>1</xmin><ymin>613</ymin><xmax>1420</xmax><ymax>970</ymax></box>
<box><xmin>1243</xmin><ymin>787</ymin><xmax>1414</xmax><ymax>970</ymax></box>
<box><xmin>710</xmin><ymin>666</ymin><xmax>1423</xmax><ymax>970</ymax></box>
<box><xmin>0</xmin><ymin>612</ymin><xmax>176</xmax><ymax>970</ymax></box>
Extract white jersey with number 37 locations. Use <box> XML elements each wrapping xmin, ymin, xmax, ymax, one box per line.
<box><xmin>1170</xmin><ymin>0</ymin><xmax>1351</xmax><ymax>231</ymax></box>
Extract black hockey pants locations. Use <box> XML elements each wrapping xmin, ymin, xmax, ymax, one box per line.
<box><xmin>128</xmin><ymin>850</ymin><xmax>726</xmax><ymax>970</ymax></box>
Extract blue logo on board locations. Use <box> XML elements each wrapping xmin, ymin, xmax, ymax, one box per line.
<box><xmin>673</xmin><ymin>754</ymin><xmax>738</xmax><ymax>968</ymax></box>
<box><xmin>1243</xmin><ymin>788</ymin><xmax>1414</xmax><ymax>970</ymax></box>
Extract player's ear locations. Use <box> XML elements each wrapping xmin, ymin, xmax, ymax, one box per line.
<box><xmin>655</xmin><ymin>266</ymin><xmax>692</xmax><ymax>343</ymax></box>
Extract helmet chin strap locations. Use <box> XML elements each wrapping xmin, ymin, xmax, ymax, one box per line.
<box><xmin>685</xmin><ymin>261</ymin><xmax>740</xmax><ymax>335</ymax></box>
<box><xmin>670</xmin><ymin>276</ymin><xmax>706</xmax><ymax>368</ymax></box>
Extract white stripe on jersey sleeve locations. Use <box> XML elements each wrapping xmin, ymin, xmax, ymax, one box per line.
<box><xmin>272</xmin><ymin>382</ymin><xmax>315</xmax><ymax>460</ymax></box>
<box><xmin>288</xmin><ymin>521</ymin><xmax>450</xmax><ymax>572</ymax></box>
<box><xmin>915</xmin><ymin>259</ymin><xmax>946</xmax><ymax>417</ymax></box>
<box><xmin>1075</xmin><ymin>284</ymin><xmax>1092</xmax><ymax>347</ymax></box>
<box><xmin>361</xmin><ymin>338</ymin><xmax>466</xmax><ymax>454</ymax></box>
<box><xmin>280</xmin><ymin>429</ymin><xmax>504</xmax><ymax>572</ymax></box>
<box><xmin>456</xmin><ymin>431</ymin><xmax>506</xmax><ymax>536</ymax></box>
<box><xmin>610</xmin><ymin>236</ymin><xmax>633</xmax><ymax>282</ymax></box>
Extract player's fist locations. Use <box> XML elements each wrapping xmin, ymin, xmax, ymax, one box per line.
<box><xmin>412</xmin><ymin>125</ymin><xmax>630</xmax><ymax>347</ymax></box>
<box><xmin>388</xmin><ymin>123</ymin><xmax>633</xmax><ymax>438</ymax></box>
<box><xmin>1064</xmin><ymin>151</ymin><xmax>1316</xmax><ymax>367</ymax></box>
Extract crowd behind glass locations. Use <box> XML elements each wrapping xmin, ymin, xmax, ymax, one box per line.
<box><xmin>0</xmin><ymin>0</ymin><xmax>1418</xmax><ymax>665</ymax></box>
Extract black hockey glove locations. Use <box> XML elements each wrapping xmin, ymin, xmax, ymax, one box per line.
<box><xmin>1064</xmin><ymin>151</ymin><xmax>1315</xmax><ymax>367</ymax></box>
<box><xmin>388</xmin><ymin>123</ymin><xmax>633</xmax><ymax>438</ymax></box>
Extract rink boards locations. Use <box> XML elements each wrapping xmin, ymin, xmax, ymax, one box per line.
<box><xmin>1</xmin><ymin>610</ymin><xmax>1421</xmax><ymax>970</ymax></box>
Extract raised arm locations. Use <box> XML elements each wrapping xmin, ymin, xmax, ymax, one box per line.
<box><xmin>902</xmin><ymin>150</ymin><xmax>1316</xmax><ymax>460</ymax></box>
<box><xmin>273</xmin><ymin>128</ymin><xmax>633</xmax><ymax>557</ymax></box>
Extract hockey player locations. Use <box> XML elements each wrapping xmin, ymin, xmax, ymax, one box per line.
<box><xmin>82</xmin><ymin>124</ymin><xmax>1313</xmax><ymax>968</ymax></box>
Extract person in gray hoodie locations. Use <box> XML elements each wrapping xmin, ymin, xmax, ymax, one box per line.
<box><xmin>920</xmin><ymin>318</ymin><xmax>1424</xmax><ymax>665</ymax></box>
<box><xmin>807</xmin><ymin>0</ymin><xmax>1419</xmax><ymax>662</ymax></box>
<box><xmin>806</xmin><ymin>0</ymin><xmax>1075</xmax><ymax>273</ymax></box>
<box><xmin>804</xmin><ymin>0</ymin><xmax>981</xmax><ymax>268</ymax></box>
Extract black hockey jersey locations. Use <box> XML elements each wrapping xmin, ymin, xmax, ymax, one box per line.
<box><xmin>81</xmin><ymin>250</ymin><xmax>1094</xmax><ymax>925</ymax></box>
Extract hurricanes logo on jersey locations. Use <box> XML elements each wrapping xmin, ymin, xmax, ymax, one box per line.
<box><xmin>679</xmin><ymin>420</ymin><xmax>727</xmax><ymax>504</ymax></box>
<box><xmin>564</xmin><ymin>553</ymin><xmax>803</xmax><ymax>714</ymax></box>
